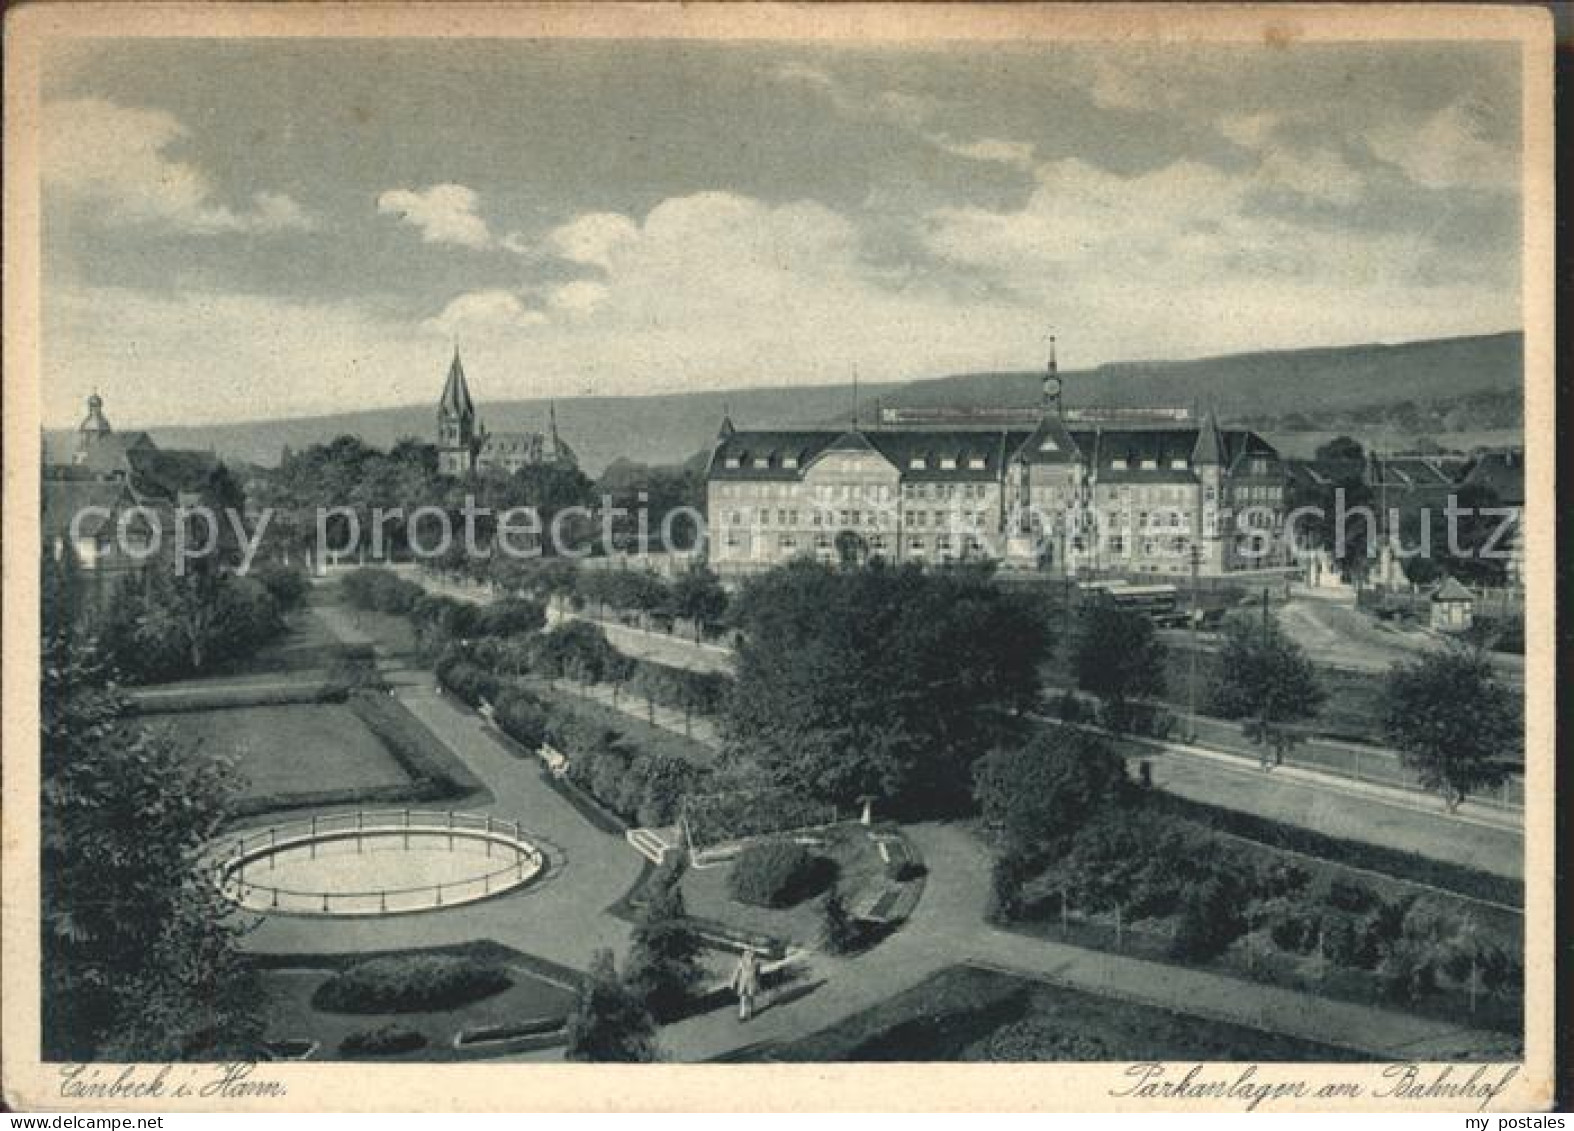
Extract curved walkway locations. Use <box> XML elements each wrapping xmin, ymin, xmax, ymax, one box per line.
<box><xmin>239</xmin><ymin>600</ymin><xmax>643</xmax><ymax>971</ymax></box>
<box><xmin>657</xmin><ymin>823</ymin><xmax>1518</xmax><ymax>1063</ymax></box>
<box><xmin>245</xmin><ymin>594</ymin><xmax>1515</xmax><ymax>1064</ymax></box>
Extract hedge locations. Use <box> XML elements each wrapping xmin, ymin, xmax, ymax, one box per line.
<box><xmin>344</xmin><ymin>691</ymin><xmax>487</xmax><ymax>801</ymax></box>
<box><xmin>128</xmin><ymin>680</ymin><xmax>349</xmax><ymax>715</ymax></box>
<box><xmin>338</xmin><ymin>1025</ymin><xmax>427</xmax><ymax>1058</ymax></box>
<box><xmin>312</xmin><ymin>955</ymin><xmax>512</xmax><ymax>1014</ymax></box>
<box><xmin>727</xmin><ymin>841</ymin><xmax>837</xmax><ymax>908</ymax></box>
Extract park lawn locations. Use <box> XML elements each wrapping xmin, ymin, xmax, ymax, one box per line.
<box><xmin>256</xmin><ymin>947</ymin><xmax>577</xmax><ymax>1061</ymax></box>
<box><xmin>156</xmin><ymin>703</ymin><xmax>413</xmax><ymax>804</ymax></box>
<box><xmin>754</xmin><ymin>964</ymin><xmax>1370</xmax><ymax>1063</ymax></box>
<box><xmin>679</xmin><ymin>823</ymin><xmax>890</xmax><ymax>950</ymax></box>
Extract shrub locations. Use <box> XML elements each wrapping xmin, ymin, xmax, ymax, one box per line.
<box><xmin>623</xmin><ymin>870</ymin><xmax>704</xmax><ymax>1022</ymax></box>
<box><xmin>312</xmin><ymin>955</ymin><xmax>512</xmax><ymax>1014</ymax></box>
<box><xmin>1170</xmin><ymin>877</ymin><xmax>1247</xmax><ymax>961</ymax></box>
<box><xmin>822</xmin><ymin>885</ymin><xmax>861</xmax><ymax>954</ymax></box>
<box><xmin>1325</xmin><ymin>878</ymin><xmax>1380</xmax><ymax>914</ymax></box>
<box><xmin>253</xmin><ymin>563</ymin><xmax>311</xmax><ymax>614</ymax></box>
<box><xmin>341</xmin><ymin>567</ymin><xmax>423</xmax><ymax>614</ymax></box>
<box><xmin>338</xmin><ymin>1025</ymin><xmax>427</xmax><ymax>1058</ymax></box>
<box><xmin>435</xmin><ymin>656</ymin><xmax>503</xmax><ymax>707</ymax></box>
<box><xmin>1055</xmin><ymin>689</ymin><xmax>1089</xmax><ymax>724</ymax></box>
<box><xmin>727</xmin><ymin>841</ymin><xmax>836</xmax><ymax>908</ymax></box>
<box><xmin>986</xmin><ymin>851</ymin><xmax>1032</xmax><ymax>924</ymax></box>
<box><xmin>493</xmin><ymin>688</ymin><xmax>549</xmax><ymax>751</ymax></box>
<box><xmin>474</xmin><ymin>598</ymin><xmax>547</xmax><ymax>638</ymax></box>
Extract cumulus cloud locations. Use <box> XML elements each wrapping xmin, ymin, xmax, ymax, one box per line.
<box><xmin>547</xmin><ymin>212</ymin><xmax>640</xmax><ymax>269</ymax></box>
<box><xmin>42</xmin><ymin>98</ymin><xmax>314</xmax><ymax>234</ymax></box>
<box><xmin>921</xmin><ymin>154</ymin><xmax>1515</xmax><ymax>359</ymax></box>
<box><xmin>547</xmin><ymin>280</ymin><xmax>611</xmax><ymax>316</ymax></box>
<box><xmin>377</xmin><ymin>183</ymin><xmax>494</xmax><ymax>249</ymax></box>
<box><xmin>420</xmin><ymin>289</ymin><xmax>547</xmax><ymax>335</ymax></box>
<box><xmin>1366</xmin><ymin>99</ymin><xmax>1517</xmax><ymax>191</ymax></box>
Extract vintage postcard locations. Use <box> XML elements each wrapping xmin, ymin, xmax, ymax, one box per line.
<box><xmin>2</xmin><ymin>1</ymin><xmax>1555</xmax><ymax>1113</ymax></box>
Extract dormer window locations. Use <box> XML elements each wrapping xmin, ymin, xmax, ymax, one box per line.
<box><xmin>1112</xmin><ymin>458</ymin><xmax>1128</xmax><ymax>470</ymax></box>
<box><xmin>1170</xmin><ymin>458</ymin><xmax>1188</xmax><ymax>470</ymax></box>
<box><xmin>752</xmin><ymin>456</ymin><xmax>770</xmax><ymax>469</ymax></box>
<box><xmin>1140</xmin><ymin>458</ymin><xmax>1157</xmax><ymax>471</ymax></box>
<box><xmin>783</xmin><ymin>455</ymin><xmax>799</xmax><ymax>469</ymax></box>
<box><xmin>968</xmin><ymin>457</ymin><xmax>986</xmax><ymax>470</ymax></box>
<box><xmin>725</xmin><ymin>456</ymin><xmax>741</xmax><ymax>469</ymax></box>
<box><xmin>940</xmin><ymin>457</ymin><xmax>957</xmax><ymax>470</ymax></box>
<box><xmin>1040</xmin><ymin>439</ymin><xmax>1059</xmax><ymax>452</ymax></box>
<box><xmin>909</xmin><ymin>457</ymin><xmax>926</xmax><ymax>470</ymax></box>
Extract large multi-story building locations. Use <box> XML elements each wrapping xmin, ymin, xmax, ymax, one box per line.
<box><xmin>436</xmin><ymin>349</ymin><xmax>578</xmax><ymax>476</ymax></box>
<box><xmin>706</xmin><ymin>360</ymin><xmax>1290</xmax><ymax>578</ymax></box>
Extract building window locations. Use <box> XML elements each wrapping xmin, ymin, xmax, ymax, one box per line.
<box><xmin>969</xmin><ymin>457</ymin><xmax>986</xmax><ymax>469</ymax></box>
<box><xmin>725</xmin><ymin>456</ymin><xmax>741</xmax><ymax>469</ymax></box>
<box><xmin>783</xmin><ymin>455</ymin><xmax>798</xmax><ymax>469</ymax></box>
<box><xmin>909</xmin><ymin>457</ymin><xmax>926</xmax><ymax>470</ymax></box>
<box><xmin>940</xmin><ymin>457</ymin><xmax>957</xmax><ymax>470</ymax></box>
<box><xmin>779</xmin><ymin>534</ymin><xmax>796</xmax><ymax>549</ymax></box>
<box><xmin>1171</xmin><ymin>458</ymin><xmax>1187</xmax><ymax>470</ymax></box>
<box><xmin>1140</xmin><ymin>458</ymin><xmax>1157</xmax><ymax>470</ymax></box>
<box><xmin>1112</xmin><ymin>458</ymin><xmax>1128</xmax><ymax>470</ymax></box>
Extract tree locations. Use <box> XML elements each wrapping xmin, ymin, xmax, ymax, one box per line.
<box><xmin>1315</xmin><ymin>436</ymin><xmax>1365</xmax><ymax>463</ymax></box>
<box><xmin>670</xmin><ymin>566</ymin><xmax>729</xmax><ymax>641</ymax></box>
<box><xmin>564</xmin><ymin>950</ymin><xmax>658</xmax><ymax>1062</ymax></box>
<box><xmin>622</xmin><ymin>869</ymin><xmax>704</xmax><ymax>1021</ymax></box>
<box><xmin>1073</xmin><ymin>600</ymin><xmax>1165</xmax><ymax>733</ymax></box>
<box><xmin>1382</xmin><ymin>646</ymin><xmax>1519</xmax><ymax>810</ymax></box>
<box><xmin>1206</xmin><ymin>611</ymin><xmax>1325</xmax><ymax>768</ymax></box>
<box><xmin>41</xmin><ymin>633</ymin><xmax>260</xmax><ymax>1058</ymax></box>
<box><xmin>822</xmin><ymin>885</ymin><xmax>860</xmax><ymax>953</ymax></box>
<box><xmin>972</xmin><ymin>730</ymin><xmax>1127</xmax><ymax>861</ymax></box>
<box><xmin>725</xmin><ymin>560</ymin><xmax>1049</xmax><ymax>816</ymax></box>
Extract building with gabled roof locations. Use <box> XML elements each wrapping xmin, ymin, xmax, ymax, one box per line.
<box><xmin>706</xmin><ymin>350</ymin><xmax>1289</xmax><ymax>578</ymax></box>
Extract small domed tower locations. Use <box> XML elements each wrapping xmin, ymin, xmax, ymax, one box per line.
<box><xmin>73</xmin><ymin>392</ymin><xmax>113</xmax><ymax>465</ymax></box>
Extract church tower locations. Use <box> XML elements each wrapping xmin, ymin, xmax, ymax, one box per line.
<box><xmin>437</xmin><ymin>348</ymin><xmax>478</xmax><ymax>475</ymax></box>
<box><xmin>73</xmin><ymin>392</ymin><xmax>113</xmax><ymax>465</ymax></box>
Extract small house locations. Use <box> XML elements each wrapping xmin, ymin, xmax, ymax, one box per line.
<box><xmin>1429</xmin><ymin>576</ymin><xmax>1475</xmax><ymax>634</ymax></box>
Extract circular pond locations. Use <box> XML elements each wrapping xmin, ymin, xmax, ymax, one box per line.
<box><xmin>216</xmin><ymin>811</ymin><xmax>545</xmax><ymax>917</ymax></box>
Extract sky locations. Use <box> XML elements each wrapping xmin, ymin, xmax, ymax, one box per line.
<box><xmin>40</xmin><ymin>37</ymin><xmax>1523</xmax><ymax>429</ymax></box>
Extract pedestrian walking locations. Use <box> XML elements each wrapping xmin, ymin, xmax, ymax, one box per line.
<box><xmin>731</xmin><ymin>947</ymin><xmax>760</xmax><ymax>1022</ymax></box>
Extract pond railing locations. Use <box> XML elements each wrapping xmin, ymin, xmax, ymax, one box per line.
<box><xmin>216</xmin><ymin>809</ymin><xmax>545</xmax><ymax>917</ymax></box>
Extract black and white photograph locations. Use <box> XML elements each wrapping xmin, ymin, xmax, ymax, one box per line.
<box><xmin>1</xmin><ymin>1</ymin><xmax>1555</xmax><ymax>1114</ymax></box>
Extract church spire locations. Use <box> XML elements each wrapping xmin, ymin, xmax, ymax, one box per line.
<box><xmin>718</xmin><ymin>401</ymin><xmax>735</xmax><ymax>438</ymax></box>
<box><xmin>439</xmin><ymin>347</ymin><xmax>476</xmax><ymax>421</ymax></box>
